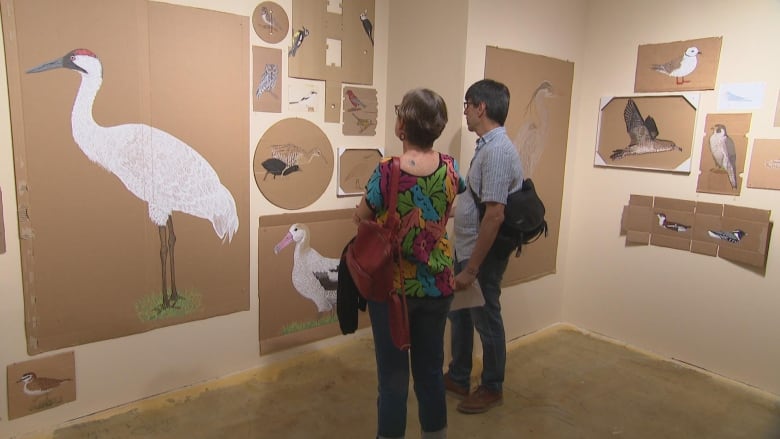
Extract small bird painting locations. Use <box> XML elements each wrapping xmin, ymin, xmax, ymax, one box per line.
<box><xmin>255</xmin><ymin>63</ymin><xmax>279</xmax><ymax>99</ymax></box>
<box><xmin>345</xmin><ymin>89</ymin><xmax>366</xmax><ymax>111</ymax></box>
<box><xmin>651</xmin><ymin>46</ymin><xmax>701</xmax><ymax>85</ymax></box>
<box><xmin>708</xmin><ymin>124</ymin><xmax>738</xmax><ymax>189</ymax></box>
<box><xmin>708</xmin><ymin>229</ymin><xmax>746</xmax><ymax>244</ymax></box>
<box><xmin>610</xmin><ymin>99</ymin><xmax>681</xmax><ymax>160</ymax></box>
<box><xmin>17</xmin><ymin>372</ymin><xmax>71</xmax><ymax>398</ymax></box>
<box><xmin>360</xmin><ymin>10</ymin><xmax>374</xmax><ymax>46</ymax></box>
<box><xmin>657</xmin><ymin>213</ymin><xmax>690</xmax><ymax>232</ymax></box>
<box><xmin>259</xmin><ymin>6</ymin><xmax>281</xmax><ymax>34</ymax></box>
<box><xmin>289</xmin><ymin>27</ymin><xmax>310</xmax><ymax>57</ymax></box>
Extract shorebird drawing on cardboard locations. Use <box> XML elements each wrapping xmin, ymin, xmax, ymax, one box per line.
<box><xmin>610</xmin><ymin>99</ymin><xmax>681</xmax><ymax>160</ymax></box>
<box><xmin>651</xmin><ymin>46</ymin><xmax>701</xmax><ymax>85</ymax></box>
<box><xmin>17</xmin><ymin>372</ymin><xmax>70</xmax><ymax>400</ymax></box>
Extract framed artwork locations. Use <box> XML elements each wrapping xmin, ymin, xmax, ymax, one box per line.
<box><xmin>595</xmin><ymin>94</ymin><xmax>699</xmax><ymax>173</ymax></box>
<box><xmin>696</xmin><ymin>113</ymin><xmax>751</xmax><ymax>195</ymax></box>
<box><xmin>337</xmin><ymin>147</ymin><xmax>383</xmax><ymax>196</ymax></box>
<box><xmin>634</xmin><ymin>37</ymin><xmax>722</xmax><ymax>92</ymax></box>
<box><xmin>251</xmin><ymin>1</ymin><xmax>289</xmax><ymax>44</ymax></box>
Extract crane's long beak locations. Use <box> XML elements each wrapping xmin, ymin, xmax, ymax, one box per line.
<box><xmin>26</xmin><ymin>57</ymin><xmax>64</xmax><ymax>74</ymax></box>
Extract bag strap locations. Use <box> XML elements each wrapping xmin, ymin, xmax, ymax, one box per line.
<box><xmin>388</xmin><ymin>157</ymin><xmax>406</xmax><ymax>304</ymax></box>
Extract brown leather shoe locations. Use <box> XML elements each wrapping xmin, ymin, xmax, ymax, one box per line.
<box><xmin>443</xmin><ymin>373</ymin><xmax>469</xmax><ymax>399</ymax></box>
<box><xmin>456</xmin><ymin>385</ymin><xmax>503</xmax><ymax>414</ymax></box>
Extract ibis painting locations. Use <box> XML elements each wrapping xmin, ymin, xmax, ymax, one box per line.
<box><xmin>2</xmin><ymin>0</ymin><xmax>249</xmax><ymax>354</ymax></box>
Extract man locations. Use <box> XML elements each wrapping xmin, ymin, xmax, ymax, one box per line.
<box><xmin>446</xmin><ymin>79</ymin><xmax>524</xmax><ymax>414</ymax></box>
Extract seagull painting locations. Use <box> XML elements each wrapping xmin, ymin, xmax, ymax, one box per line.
<box><xmin>709</xmin><ymin>124</ymin><xmax>738</xmax><ymax>189</ymax></box>
<box><xmin>708</xmin><ymin>229</ymin><xmax>746</xmax><ymax>244</ymax></box>
<box><xmin>610</xmin><ymin>99</ymin><xmax>681</xmax><ymax>160</ymax></box>
<box><xmin>274</xmin><ymin>223</ymin><xmax>339</xmax><ymax>313</ymax></box>
<box><xmin>26</xmin><ymin>49</ymin><xmax>239</xmax><ymax>310</ymax></box>
<box><xmin>651</xmin><ymin>46</ymin><xmax>701</xmax><ymax>85</ymax></box>
<box><xmin>360</xmin><ymin>10</ymin><xmax>374</xmax><ymax>46</ymax></box>
<box><xmin>513</xmin><ymin>80</ymin><xmax>554</xmax><ymax>179</ymax></box>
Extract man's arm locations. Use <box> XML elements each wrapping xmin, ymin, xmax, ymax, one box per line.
<box><xmin>454</xmin><ymin>201</ymin><xmax>504</xmax><ymax>289</ymax></box>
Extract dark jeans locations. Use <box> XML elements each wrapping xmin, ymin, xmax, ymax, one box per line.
<box><xmin>447</xmin><ymin>251</ymin><xmax>510</xmax><ymax>393</ymax></box>
<box><xmin>368</xmin><ymin>295</ymin><xmax>453</xmax><ymax>438</ymax></box>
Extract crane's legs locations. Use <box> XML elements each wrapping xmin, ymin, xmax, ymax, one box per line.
<box><xmin>158</xmin><ymin>216</ymin><xmax>179</xmax><ymax>309</ymax></box>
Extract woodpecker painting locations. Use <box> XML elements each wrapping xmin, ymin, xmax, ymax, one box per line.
<box><xmin>289</xmin><ymin>26</ymin><xmax>310</xmax><ymax>57</ymax></box>
<box><xmin>360</xmin><ymin>10</ymin><xmax>374</xmax><ymax>46</ymax></box>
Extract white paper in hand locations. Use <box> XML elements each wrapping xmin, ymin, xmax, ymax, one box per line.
<box><xmin>450</xmin><ymin>280</ymin><xmax>485</xmax><ymax>311</ymax></box>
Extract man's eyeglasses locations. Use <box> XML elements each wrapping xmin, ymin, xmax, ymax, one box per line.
<box><xmin>463</xmin><ymin>100</ymin><xmax>472</xmax><ymax>110</ymax></box>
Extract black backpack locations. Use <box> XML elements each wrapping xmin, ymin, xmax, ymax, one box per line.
<box><xmin>470</xmin><ymin>178</ymin><xmax>548</xmax><ymax>258</ymax></box>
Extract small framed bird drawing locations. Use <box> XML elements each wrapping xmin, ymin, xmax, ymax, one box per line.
<box><xmin>595</xmin><ymin>94</ymin><xmax>698</xmax><ymax>173</ymax></box>
<box><xmin>634</xmin><ymin>37</ymin><xmax>722</xmax><ymax>92</ymax></box>
<box><xmin>7</xmin><ymin>351</ymin><xmax>76</xmax><ymax>419</ymax></box>
<box><xmin>342</xmin><ymin>86</ymin><xmax>378</xmax><ymax>136</ymax></box>
<box><xmin>253</xmin><ymin>46</ymin><xmax>283</xmax><ymax>113</ymax></box>
<box><xmin>696</xmin><ymin>113</ymin><xmax>752</xmax><ymax>195</ymax></box>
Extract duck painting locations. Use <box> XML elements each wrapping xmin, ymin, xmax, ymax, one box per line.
<box><xmin>274</xmin><ymin>223</ymin><xmax>339</xmax><ymax>313</ymax></box>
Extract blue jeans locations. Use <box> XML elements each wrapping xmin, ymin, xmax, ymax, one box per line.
<box><xmin>369</xmin><ymin>295</ymin><xmax>453</xmax><ymax>438</ymax></box>
<box><xmin>447</xmin><ymin>252</ymin><xmax>510</xmax><ymax>393</ymax></box>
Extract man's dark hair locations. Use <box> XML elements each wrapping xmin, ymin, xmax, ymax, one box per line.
<box><xmin>465</xmin><ymin>79</ymin><xmax>510</xmax><ymax>126</ymax></box>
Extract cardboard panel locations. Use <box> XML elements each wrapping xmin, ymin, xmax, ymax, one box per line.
<box><xmin>337</xmin><ymin>147</ymin><xmax>382</xmax><ymax>196</ymax></box>
<box><xmin>289</xmin><ymin>0</ymin><xmax>375</xmax><ymax>123</ymax></box>
<box><xmin>1</xmin><ymin>0</ymin><xmax>250</xmax><ymax>354</ymax></box>
<box><xmin>484</xmin><ymin>46</ymin><xmax>573</xmax><ymax>286</ymax></box>
<box><xmin>595</xmin><ymin>95</ymin><xmax>697</xmax><ymax>172</ymax></box>
<box><xmin>696</xmin><ymin>113</ymin><xmax>752</xmax><ymax>195</ymax></box>
<box><xmin>7</xmin><ymin>352</ymin><xmax>75</xmax><ymax>419</ymax></box>
<box><xmin>342</xmin><ymin>86</ymin><xmax>378</xmax><ymax>135</ymax></box>
<box><xmin>621</xmin><ymin>195</ymin><xmax>770</xmax><ymax>268</ymax></box>
<box><xmin>258</xmin><ymin>209</ymin><xmax>368</xmax><ymax>355</ymax></box>
<box><xmin>747</xmin><ymin>139</ymin><xmax>780</xmax><ymax>190</ymax></box>
<box><xmin>634</xmin><ymin>37</ymin><xmax>722</xmax><ymax>92</ymax></box>
<box><xmin>252</xmin><ymin>1</ymin><xmax>289</xmax><ymax>44</ymax></box>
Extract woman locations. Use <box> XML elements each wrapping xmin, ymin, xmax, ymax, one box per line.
<box><xmin>355</xmin><ymin>88</ymin><xmax>466</xmax><ymax>439</ymax></box>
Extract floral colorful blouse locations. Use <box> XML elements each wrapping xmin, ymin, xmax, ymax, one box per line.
<box><xmin>365</xmin><ymin>153</ymin><xmax>466</xmax><ymax>298</ymax></box>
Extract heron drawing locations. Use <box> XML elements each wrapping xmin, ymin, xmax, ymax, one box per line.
<box><xmin>26</xmin><ymin>49</ymin><xmax>239</xmax><ymax>310</ymax></box>
<box><xmin>513</xmin><ymin>80</ymin><xmax>553</xmax><ymax>179</ymax></box>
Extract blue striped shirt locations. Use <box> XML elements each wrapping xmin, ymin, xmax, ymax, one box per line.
<box><xmin>454</xmin><ymin>126</ymin><xmax>524</xmax><ymax>260</ymax></box>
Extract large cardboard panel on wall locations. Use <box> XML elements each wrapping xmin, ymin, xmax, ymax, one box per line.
<box><xmin>696</xmin><ymin>113</ymin><xmax>752</xmax><ymax>195</ymax></box>
<box><xmin>289</xmin><ymin>0</ymin><xmax>375</xmax><ymax>122</ymax></box>
<box><xmin>484</xmin><ymin>46</ymin><xmax>574</xmax><ymax>285</ymax></box>
<box><xmin>595</xmin><ymin>94</ymin><xmax>698</xmax><ymax>173</ymax></box>
<box><xmin>1</xmin><ymin>0</ymin><xmax>250</xmax><ymax>354</ymax></box>
<box><xmin>747</xmin><ymin>139</ymin><xmax>780</xmax><ymax>190</ymax></box>
<box><xmin>7</xmin><ymin>351</ymin><xmax>75</xmax><ymax>419</ymax></box>
<box><xmin>258</xmin><ymin>209</ymin><xmax>368</xmax><ymax>354</ymax></box>
<box><xmin>634</xmin><ymin>37</ymin><xmax>722</xmax><ymax>92</ymax></box>
<box><xmin>621</xmin><ymin>195</ymin><xmax>770</xmax><ymax>269</ymax></box>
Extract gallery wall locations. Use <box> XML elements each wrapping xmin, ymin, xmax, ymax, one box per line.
<box><xmin>563</xmin><ymin>0</ymin><xmax>780</xmax><ymax>396</ymax></box>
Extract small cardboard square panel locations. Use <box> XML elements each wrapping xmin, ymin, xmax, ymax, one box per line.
<box><xmin>337</xmin><ymin>147</ymin><xmax>383</xmax><ymax>196</ymax></box>
<box><xmin>596</xmin><ymin>95</ymin><xmax>698</xmax><ymax>173</ymax></box>
<box><xmin>747</xmin><ymin>139</ymin><xmax>780</xmax><ymax>190</ymax></box>
<box><xmin>696</xmin><ymin>113</ymin><xmax>752</xmax><ymax>195</ymax></box>
<box><xmin>634</xmin><ymin>37</ymin><xmax>722</xmax><ymax>92</ymax></box>
<box><xmin>7</xmin><ymin>351</ymin><xmax>76</xmax><ymax>419</ymax></box>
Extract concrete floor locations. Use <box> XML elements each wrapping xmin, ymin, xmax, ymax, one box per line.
<box><xmin>25</xmin><ymin>326</ymin><xmax>780</xmax><ymax>438</ymax></box>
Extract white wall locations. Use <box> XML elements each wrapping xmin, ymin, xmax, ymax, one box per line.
<box><xmin>564</xmin><ymin>0</ymin><xmax>780</xmax><ymax>395</ymax></box>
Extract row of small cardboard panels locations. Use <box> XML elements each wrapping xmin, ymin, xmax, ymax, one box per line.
<box><xmin>621</xmin><ymin>194</ymin><xmax>771</xmax><ymax>268</ymax></box>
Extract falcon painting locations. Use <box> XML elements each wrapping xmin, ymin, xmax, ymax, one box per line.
<box><xmin>610</xmin><ymin>99</ymin><xmax>681</xmax><ymax>160</ymax></box>
<box><xmin>708</xmin><ymin>124</ymin><xmax>738</xmax><ymax>189</ymax></box>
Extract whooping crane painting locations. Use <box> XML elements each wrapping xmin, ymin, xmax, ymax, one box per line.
<box><xmin>2</xmin><ymin>0</ymin><xmax>249</xmax><ymax>354</ymax></box>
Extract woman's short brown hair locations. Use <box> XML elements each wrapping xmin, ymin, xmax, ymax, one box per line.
<box><xmin>395</xmin><ymin>88</ymin><xmax>448</xmax><ymax>148</ymax></box>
